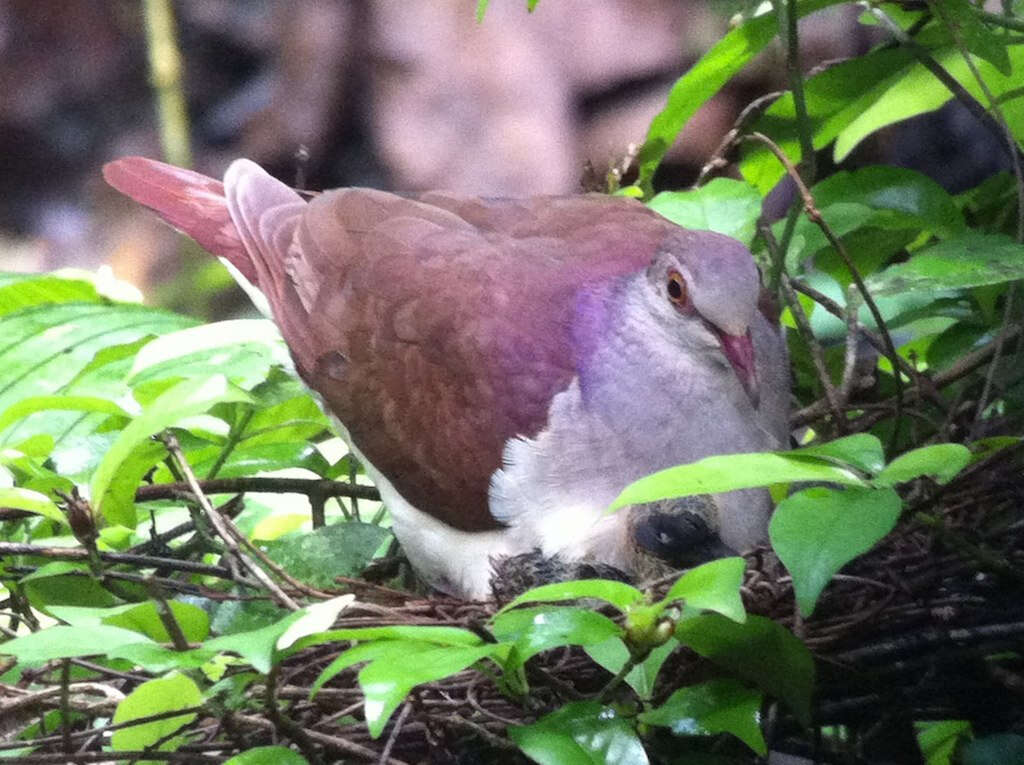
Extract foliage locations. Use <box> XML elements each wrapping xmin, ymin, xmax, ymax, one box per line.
<box><xmin>3</xmin><ymin>1</ymin><xmax>1024</xmax><ymax>763</ymax></box>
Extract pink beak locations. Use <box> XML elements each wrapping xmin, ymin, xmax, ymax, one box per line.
<box><xmin>715</xmin><ymin>329</ymin><xmax>759</xmax><ymax>407</ymax></box>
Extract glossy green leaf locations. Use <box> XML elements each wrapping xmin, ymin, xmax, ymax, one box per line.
<box><xmin>0</xmin><ymin>301</ymin><xmax>194</xmax><ymax>474</ymax></box>
<box><xmin>0</xmin><ymin>625</ymin><xmax>154</xmax><ymax>664</ymax></box>
<box><xmin>90</xmin><ymin>374</ymin><xmax>250</xmax><ymax>526</ymax></box>
<box><xmin>611</xmin><ymin>451</ymin><xmax>867</xmax><ymax>510</ymax></box>
<box><xmin>298</xmin><ymin>624</ymin><xmax>485</xmax><ymax>652</ymax></box>
<box><xmin>876</xmin><ymin>443</ymin><xmax>972</xmax><ymax>486</ymax></box>
<box><xmin>0</xmin><ymin>395</ymin><xmax>130</xmax><ymax>436</ymax></box>
<box><xmin>51</xmin><ymin>601</ymin><xmax>210</xmax><ymax>643</ymax></box>
<box><xmin>260</xmin><ymin>522</ymin><xmax>392</xmax><ymax>589</ymax></box>
<box><xmin>676</xmin><ymin>614</ymin><xmax>814</xmax><ymax>726</ymax></box>
<box><xmin>866</xmin><ymin>233</ymin><xmax>1024</xmax><ymax>296</ymax></box>
<box><xmin>204</xmin><ymin>610</ymin><xmax>307</xmax><ymax>673</ymax></box>
<box><xmin>0</xmin><ymin>486</ymin><xmax>66</xmax><ymax>526</ymax></box>
<box><xmin>224</xmin><ymin>747</ymin><xmax>310</xmax><ymax>765</ymax></box>
<box><xmin>770</xmin><ymin>487</ymin><xmax>902</xmax><ymax>616</ymax></box>
<box><xmin>110</xmin><ymin>672</ymin><xmax>202</xmax><ymax>754</ymax></box>
<box><xmin>0</xmin><ymin>274</ymin><xmax>102</xmax><ymax>315</ymax></box>
<box><xmin>276</xmin><ymin>595</ymin><xmax>356</xmax><ymax>650</ymax></box>
<box><xmin>496</xmin><ymin>579</ymin><xmax>644</xmax><ymax>614</ymax></box>
<box><xmin>584</xmin><ymin>636</ymin><xmax>678</xmax><ymax>699</ymax></box>
<box><xmin>636</xmin><ymin>0</ymin><xmax>841</xmax><ymax>194</ymax></box>
<box><xmin>740</xmin><ymin>47</ymin><xmax>917</xmax><ymax>193</ymax></box>
<box><xmin>510</xmin><ymin>701</ymin><xmax>650</xmax><ymax>765</ymax></box>
<box><xmin>360</xmin><ymin>643</ymin><xmax>499</xmax><ymax>737</ymax></box>
<box><xmin>809</xmin><ymin>166</ymin><xmax>965</xmax><ymax>238</ymax></box>
<box><xmin>130</xmin><ymin>319</ymin><xmax>287</xmax><ymax>389</ymax></box>
<box><xmin>492</xmin><ymin>606</ymin><xmax>622</xmax><ymax>666</ymax></box>
<box><xmin>106</xmin><ymin>643</ymin><xmax>218</xmax><ymax>674</ymax></box>
<box><xmin>835</xmin><ymin>44</ymin><xmax>1024</xmax><ymax>161</ymax></box>
<box><xmin>916</xmin><ymin>719</ymin><xmax>972</xmax><ymax>765</ymax></box>
<box><xmin>648</xmin><ymin>179</ymin><xmax>763</xmax><ymax>244</ymax></box>
<box><xmin>932</xmin><ymin>0</ymin><xmax>1011</xmax><ymax>75</ymax></box>
<box><xmin>792</xmin><ymin>433</ymin><xmax>885</xmax><ymax>475</ymax></box>
<box><xmin>660</xmin><ymin>557</ymin><xmax>746</xmax><ymax>622</ymax></box>
<box><xmin>639</xmin><ymin>678</ymin><xmax>766</xmax><ymax>755</ymax></box>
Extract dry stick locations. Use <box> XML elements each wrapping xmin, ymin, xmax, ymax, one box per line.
<box><xmin>0</xmin><ymin>542</ymin><xmax>233</xmax><ymax>578</ymax></box>
<box><xmin>780</xmin><ymin>273</ymin><xmax>846</xmax><ymax>431</ymax></box>
<box><xmin>161</xmin><ymin>433</ymin><xmax>301</xmax><ymax>611</ymax></box>
<box><xmin>379</xmin><ymin>701</ymin><xmax>411</xmax><ymax>765</ymax></box>
<box><xmin>135</xmin><ymin>476</ymin><xmax>380</xmax><ymax>503</ymax></box>
<box><xmin>746</xmin><ymin>131</ymin><xmax>906</xmax><ymax>438</ymax></box>
<box><xmin>265</xmin><ymin>664</ymin><xmax>323</xmax><ymax>765</ymax></box>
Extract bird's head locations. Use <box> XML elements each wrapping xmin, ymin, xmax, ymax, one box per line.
<box><xmin>640</xmin><ymin>229</ymin><xmax>762</xmax><ymax>406</ymax></box>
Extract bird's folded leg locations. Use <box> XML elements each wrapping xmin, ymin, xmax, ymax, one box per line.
<box><xmin>627</xmin><ymin>493</ymin><xmax>737</xmax><ymax>578</ymax></box>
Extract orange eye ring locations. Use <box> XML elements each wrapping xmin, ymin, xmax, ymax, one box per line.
<box><xmin>667</xmin><ymin>270</ymin><xmax>687</xmax><ymax>305</ymax></box>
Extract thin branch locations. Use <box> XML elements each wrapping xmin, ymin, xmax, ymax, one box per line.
<box><xmin>135</xmin><ymin>476</ymin><xmax>381</xmax><ymax>503</ymax></box>
<box><xmin>161</xmin><ymin>433</ymin><xmax>301</xmax><ymax>610</ymax></box>
<box><xmin>746</xmin><ymin>131</ymin><xmax>906</xmax><ymax>440</ymax></box>
<box><xmin>142</xmin><ymin>0</ymin><xmax>191</xmax><ymax>167</ymax></box>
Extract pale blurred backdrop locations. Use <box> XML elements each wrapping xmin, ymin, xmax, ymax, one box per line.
<box><xmin>0</xmin><ymin>0</ymin><xmax>1004</xmax><ymax>313</ymax></box>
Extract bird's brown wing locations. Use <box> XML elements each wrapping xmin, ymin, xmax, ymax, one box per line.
<box><xmin>291</xmin><ymin>190</ymin><xmax>675</xmax><ymax>530</ymax></box>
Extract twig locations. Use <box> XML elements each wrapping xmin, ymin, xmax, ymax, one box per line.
<box><xmin>746</xmin><ymin>131</ymin><xmax>906</xmax><ymax>441</ymax></box>
<box><xmin>161</xmin><ymin>432</ymin><xmax>301</xmax><ymax>610</ymax></box>
<box><xmin>780</xmin><ymin>274</ymin><xmax>846</xmax><ymax>431</ymax></box>
<box><xmin>265</xmin><ymin>665</ymin><xmax>323</xmax><ymax>765</ymax></box>
<box><xmin>135</xmin><ymin>476</ymin><xmax>380</xmax><ymax>503</ymax></box>
<box><xmin>206</xmin><ymin>408</ymin><xmax>254</xmax><ymax>480</ymax></box>
<box><xmin>0</xmin><ymin>542</ymin><xmax>232</xmax><ymax>578</ymax></box>
<box><xmin>379</xmin><ymin>701</ymin><xmax>411</xmax><ymax>765</ymax></box>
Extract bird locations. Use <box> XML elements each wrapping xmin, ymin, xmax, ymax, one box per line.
<box><xmin>103</xmin><ymin>156</ymin><xmax>790</xmax><ymax>600</ymax></box>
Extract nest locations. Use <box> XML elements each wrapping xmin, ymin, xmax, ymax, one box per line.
<box><xmin>3</xmin><ymin>456</ymin><xmax>1022</xmax><ymax>764</ymax></box>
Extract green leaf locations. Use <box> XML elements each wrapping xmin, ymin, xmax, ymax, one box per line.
<box><xmin>0</xmin><ymin>487</ymin><xmax>66</xmax><ymax>526</ymax></box>
<box><xmin>916</xmin><ymin>719</ymin><xmax>972</xmax><ymax>765</ymax></box>
<box><xmin>876</xmin><ymin>444</ymin><xmax>972</xmax><ymax>486</ymax></box>
<box><xmin>129</xmin><ymin>319</ymin><xmax>287</xmax><ymax>389</ymax></box>
<box><xmin>90</xmin><ymin>374</ymin><xmax>251</xmax><ymax>526</ymax></box>
<box><xmin>865</xmin><ymin>233</ymin><xmax>1024</xmax><ymax>296</ymax></box>
<box><xmin>809</xmin><ymin>166</ymin><xmax>965</xmax><ymax>239</ymax></box>
<box><xmin>611</xmin><ymin>451</ymin><xmax>868</xmax><ymax>510</ymax></box>
<box><xmin>51</xmin><ymin>601</ymin><xmax>210</xmax><ymax>643</ymax></box>
<box><xmin>360</xmin><ymin>643</ymin><xmax>499</xmax><ymax>737</ymax></box>
<box><xmin>496</xmin><ymin>579</ymin><xmax>644</xmax><ymax>614</ymax></box>
<box><xmin>584</xmin><ymin>636</ymin><xmax>678</xmax><ymax>700</ymax></box>
<box><xmin>639</xmin><ymin>678</ymin><xmax>766</xmax><ymax>755</ymax></box>
<box><xmin>260</xmin><ymin>522</ymin><xmax>391</xmax><ymax>588</ymax></box>
<box><xmin>510</xmin><ymin>701</ymin><xmax>650</xmax><ymax>765</ymax></box>
<box><xmin>492</xmin><ymin>606</ymin><xmax>623</xmax><ymax>666</ymax></box>
<box><xmin>0</xmin><ymin>625</ymin><xmax>154</xmax><ymax>665</ymax></box>
<box><xmin>648</xmin><ymin>179</ymin><xmax>763</xmax><ymax>244</ymax></box>
<box><xmin>297</xmin><ymin>624</ymin><xmax>486</xmax><ymax>653</ymax></box>
<box><xmin>0</xmin><ymin>301</ymin><xmax>194</xmax><ymax>474</ymax></box>
<box><xmin>224</xmin><ymin>747</ymin><xmax>310</xmax><ymax>765</ymax></box>
<box><xmin>740</xmin><ymin>47</ymin><xmax>917</xmax><ymax>193</ymax></box>
<box><xmin>204</xmin><ymin>610</ymin><xmax>307</xmax><ymax>673</ymax></box>
<box><xmin>675</xmin><ymin>614</ymin><xmax>814</xmax><ymax>727</ymax></box>
<box><xmin>660</xmin><ymin>557</ymin><xmax>746</xmax><ymax>622</ymax></box>
<box><xmin>932</xmin><ymin>0</ymin><xmax>1011</xmax><ymax>76</ymax></box>
<box><xmin>110</xmin><ymin>672</ymin><xmax>202</xmax><ymax>755</ymax></box>
<box><xmin>0</xmin><ymin>274</ymin><xmax>102</xmax><ymax>315</ymax></box>
<box><xmin>636</xmin><ymin>0</ymin><xmax>842</xmax><ymax>194</ymax></box>
<box><xmin>770</xmin><ymin>487</ymin><xmax>902</xmax><ymax>616</ymax></box>
<box><xmin>792</xmin><ymin>433</ymin><xmax>885</xmax><ymax>475</ymax></box>
<box><xmin>0</xmin><ymin>395</ymin><xmax>130</xmax><ymax>435</ymax></box>
<box><xmin>276</xmin><ymin>595</ymin><xmax>356</xmax><ymax>650</ymax></box>
<box><xmin>106</xmin><ymin>643</ymin><xmax>217</xmax><ymax>674</ymax></box>
<box><xmin>835</xmin><ymin>44</ymin><xmax>1024</xmax><ymax>161</ymax></box>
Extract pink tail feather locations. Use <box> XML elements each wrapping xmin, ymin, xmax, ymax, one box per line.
<box><xmin>102</xmin><ymin>157</ymin><xmax>258</xmax><ymax>284</ymax></box>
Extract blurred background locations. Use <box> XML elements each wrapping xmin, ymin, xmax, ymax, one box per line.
<box><xmin>0</xmin><ymin>0</ymin><xmax>1009</xmax><ymax>316</ymax></box>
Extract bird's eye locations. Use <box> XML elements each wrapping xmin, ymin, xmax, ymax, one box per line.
<box><xmin>667</xmin><ymin>270</ymin><xmax>687</xmax><ymax>305</ymax></box>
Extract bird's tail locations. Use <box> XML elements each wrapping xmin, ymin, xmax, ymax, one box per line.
<box><xmin>103</xmin><ymin>157</ymin><xmax>258</xmax><ymax>284</ymax></box>
<box><xmin>103</xmin><ymin>156</ymin><xmax>319</xmax><ymax>375</ymax></box>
